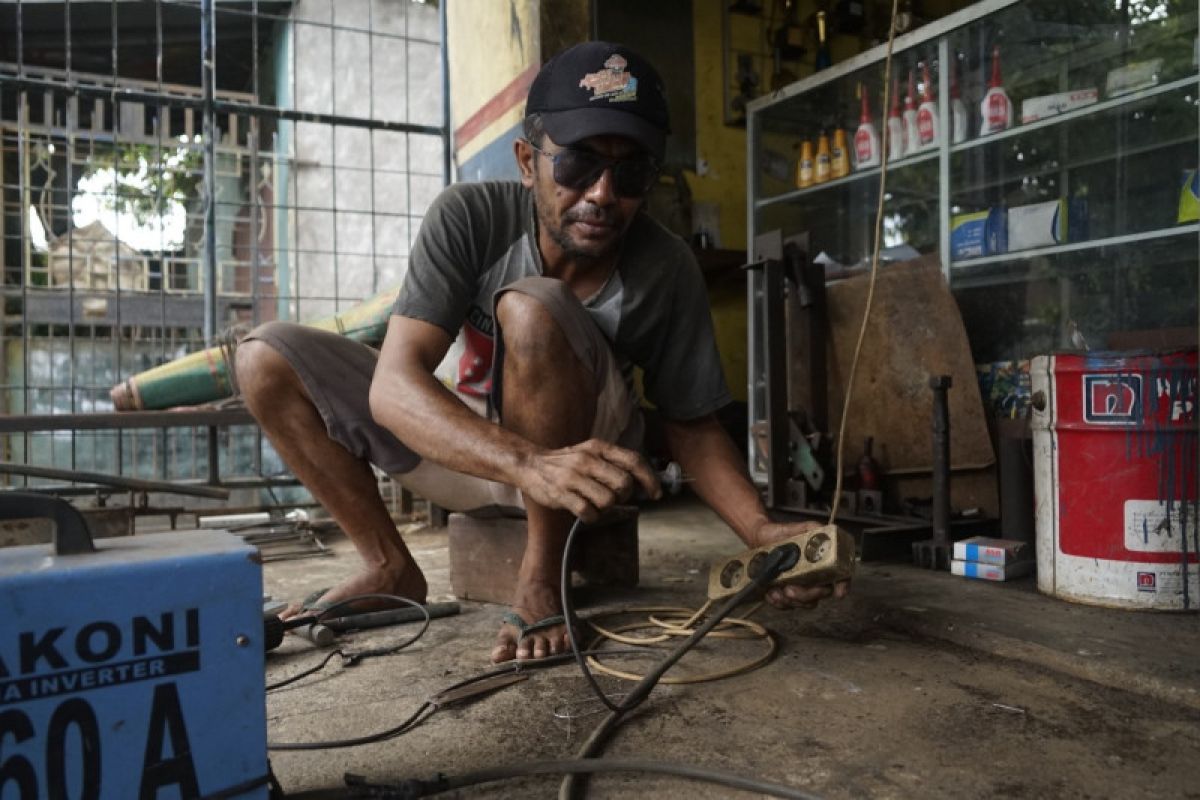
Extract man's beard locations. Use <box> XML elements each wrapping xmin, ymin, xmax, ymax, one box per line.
<box><xmin>539</xmin><ymin>203</ymin><xmax>620</xmax><ymax>261</ymax></box>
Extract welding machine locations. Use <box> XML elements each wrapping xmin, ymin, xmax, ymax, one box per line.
<box><xmin>0</xmin><ymin>494</ymin><xmax>269</xmax><ymax>799</ymax></box>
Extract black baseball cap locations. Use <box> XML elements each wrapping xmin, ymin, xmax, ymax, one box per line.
<box><xmin>525</xmin><ymin>41</ymin><xmax>670</xmax><ymax>161</ymax></box>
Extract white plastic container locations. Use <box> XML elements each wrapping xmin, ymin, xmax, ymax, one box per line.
<box><xmin>853</xmin><ymin>84</ymin><xmax>881</xmax><ymax>169</ymax></box>
<box><xmin>903</xmin><ymin>70</ymin><xmax>921</xmax><ymax>154</ymax></box>
<box><xmin>916</xmin><ymin>62</ymin><xmax>939</xmax><ymax>148</ymax></box>
<box><xmin>886</xmin><ymin>77</ymin><xmax>906</xmax><ymax>161</ymax></box>
<box><xmin>979</xmin><ymin>44</ymin><xmax>1013</xmax><ymax>136</ymax></box>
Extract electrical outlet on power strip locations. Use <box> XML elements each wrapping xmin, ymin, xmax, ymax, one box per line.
<box><xmin>707</xmin><ymin>525</ymin><xmax>856</xmax><ymax>601</ymax></box>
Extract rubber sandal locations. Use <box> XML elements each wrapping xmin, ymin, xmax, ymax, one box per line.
<box><xmin>501</xmin><ymin>611</ymin><xmax>566</xmax><ymax>636</ymax></box>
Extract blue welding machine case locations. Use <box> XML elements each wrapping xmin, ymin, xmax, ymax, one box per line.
<box><xmin>0</xmin><ymin>495</ymin><xmax>268</xmax><ymax>799</ymax></box>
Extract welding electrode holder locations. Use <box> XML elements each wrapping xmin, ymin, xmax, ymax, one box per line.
<box><xmin>265</xmin><ymin>602</ymin><xmax>463</xmax><ymax>651</ymax></box>
<box><xmin>262</xmin><ymin>614</ymin><xmax>329</xmax><ymax>651</ymax></box>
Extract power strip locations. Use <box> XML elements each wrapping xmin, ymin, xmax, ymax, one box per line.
<box><xmin>707</xmin><ymin>525</ymin><xmax>856</xmax><ymax>601</ymax></box>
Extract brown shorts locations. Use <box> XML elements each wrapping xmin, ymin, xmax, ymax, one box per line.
<box><xmin>243</xmin><ymin>276</ymin><xmax>641</xmax><ymax>512</ymax></box>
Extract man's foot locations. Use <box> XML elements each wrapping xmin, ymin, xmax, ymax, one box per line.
<box><xmin>280</xmin><ymin>563</ymin><xmax>428</xmax><ymax>620</ymax></box>
<box><xmin>491</xmin><ymin>577</ymin><xmax>571</xmax><ymax>663</ymax></box>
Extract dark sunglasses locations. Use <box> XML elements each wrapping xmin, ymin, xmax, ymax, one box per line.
<box><xmin>527</xmin><ymin>141</ymin><xmax>659</xmax><ymax>198</ymax></box>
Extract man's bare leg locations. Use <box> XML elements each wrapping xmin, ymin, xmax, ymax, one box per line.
<box><xmin>490</xmin><ymin>291</ymin><xmax>597</xmax><ymax>663</ymax></box>
<box><xmin>237</xmin><ymin>337</ymin><xmax>427</xmax><ymax>617</ymax></box>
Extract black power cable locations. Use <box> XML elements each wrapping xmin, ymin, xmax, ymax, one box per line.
<box><xmin>265</xmin><ymin>594</ymin><xmax>431</xmax><ymax>692</ymax></box>
<box><xmin>562</xmin><ymin>518</ymin><xmax>798</xmax><ymax>714</ymax></box>
<box><xmin>340</xmin><ymin>758</ymin><xmax>824</xmax><ymax>799</ymax></box>
<box><xmin>561</xmin><ymin>517</ymin><xmax>625</xmax><ymax>712</ymax></box>
<box><xmin>559</xmin><ymin>534</ymin><xmax>801</xmax><ymax>799</ymax></box>
<box><xmin>268</xmin><ymin>648</ymin><xmax>648</xmax><ymax>751</ymax></box>
<box><xmin>266</xmin><ymin>525</ymin><xmax>813</xmax><ymax>800</ymax></box>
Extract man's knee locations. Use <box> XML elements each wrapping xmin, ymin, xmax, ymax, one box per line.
<box><xmin>495</xmin><ymin>286</ymin><xmax>566</xmax><ymax>360</ymax></box>
<box><xmin>235</xmin><ymin>322</ymin><xmax>300</xmax><ymax>397</ymax></box>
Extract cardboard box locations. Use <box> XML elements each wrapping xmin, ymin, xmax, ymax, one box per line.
<box><xmin>951</xmin><ymin>207</ymin><xmax>1007</xmax><ymax>260</ymax></box>
<box><xmin>951</xmin><ymin>558</ymin><xmax>1035</xmax><ymax>582</ymax></box>
<box><xmin>953</xmin><ymin>536</ymin><xmax>1033</xmax><ymax>566</ymax></box>
<box><xmin>1021</xmin><ymin>88</ymin><xmax>1098</xmax><ymax>123</ymax></box>
<box><xmin>1007</xmin><ymin>200</ymin><xmax>1065</xmax><ymax>251</ymax></box>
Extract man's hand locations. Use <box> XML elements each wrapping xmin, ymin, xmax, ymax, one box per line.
<box><xmin>751</xmin><ymin>520</ymin><xmax>853</xmax><ymax>611</ymax></box>
<box><xmin>519</xmin><ymin>439</ymin><xmax>661</xmax><ymax>522</ymax></box>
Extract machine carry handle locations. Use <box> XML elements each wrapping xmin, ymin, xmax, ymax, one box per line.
<box><xmin>0</xmin><ymin>492</ymin><xmax>96</xmax><ymax>555</ymax></box>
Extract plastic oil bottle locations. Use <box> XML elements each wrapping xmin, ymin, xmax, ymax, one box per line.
<box><xmin>796</xmin><ymin>139</ymin><xmax>815</xmax><ymax>188</ymax></box>
<box><xmin>831</xmin><ymin>128</ymin><xmax>851</xmax><ymax>178</ymax></box>
<box><xmin>887</xmin><ymin>77</ymin><xmax>906</xmax><ymax>162</ymax></box>
<box><xmin>903</xmin><ymin>69</ymin><xmax>921</xmax><ymax>155</ymax></box>
<box><xmin>815</xmin><ymin>131</ymin><xmax>832</xmax><ymax>184</ymax></box>
<box><xmin>916</xmin><ymin>61</ymin><xmax>940</xmax><ymax>149</ymax></box>
<box><xmin>979</xmin><ymin>44</ymin><xmax>1013</xmax><ymax>136</ymax></box>
<box><xmin>854</xmin><ymin>83</ymin><xmax>881</xmax><ymax>169</ymax></box>
<box><xmin>950</xmin><ymin>53</ymin><xmax>968</xmax><ymax>144</ymax></box>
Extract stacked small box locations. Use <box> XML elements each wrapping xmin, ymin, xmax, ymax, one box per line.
<box><xmin>950</xmin><ymin>536</ymin><xmax>1035</xmax><ymax>582</ymax></box>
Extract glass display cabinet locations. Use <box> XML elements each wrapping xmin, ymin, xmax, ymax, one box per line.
<box><xmin>745</xmin><ymin>0</ymin><xmax>1199</xmax><ymax>482</ymax></box>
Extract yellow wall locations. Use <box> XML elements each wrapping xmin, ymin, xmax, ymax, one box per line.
<box><xmin>687</xmin><ymin>1</ymin><xmax>747</xmax><ymax>252</ymax></box>
<box><xmin>447</xmin><ymin>0</ymin><xmax>592</xmax><ymax>166</ymax></box>
<box><xmin>446</xmin><ymin>0</ymin><xmax>540</xmax><ymax>164</ymax></box>
<box><xmin>689</xmin><ymin>3</ymin><xmax>751</xmax><ymax>401</ymax></box>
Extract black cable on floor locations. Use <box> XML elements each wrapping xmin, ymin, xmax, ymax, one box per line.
<box><xmin>562</xmin><ymin>517</ymin><xmax>623</xmax><ymax>711</ymax></box>
<box><xmin>265</xmin><ymin>594</ymin><xmax>430</xmax><ymax>693</ymax></box>
<box><xmin>268</xmin><ymin>648</ymin><xmax>647</xmax><ymax>751</ymax></box>
<box><xmin>343</xmin><ymin>758</ymin><xmax>824</xmax><ymax>799</ymax></box>
<box><xmin>267</xmin><ymin>648</ymin><xmax>346</xmax><ymax>692</ymax></box>
<box><xmin>270</xmin><ymin>702</ymin><xmax>436</xmax><ymax>751</ymax></box>
<box><xmin>559</xmin><ymin>536</ymin><xmax>800</xmax><ymax>799</ymax></box>
<box><xmin>268</xmin><ymin>526</ymin><xmax>811</xmax><ymax>799</ymax></box>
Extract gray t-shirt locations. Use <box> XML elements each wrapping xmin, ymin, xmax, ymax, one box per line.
<box><xmin>393</xmin><ymin>181</ymin><xmax>731</xmax><ymax>421</ymax></box>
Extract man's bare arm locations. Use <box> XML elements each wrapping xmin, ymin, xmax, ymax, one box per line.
<box><xmin>662</xmin><ymin>413</ymin><xmax>850</xmax><ymax>609</ymax></box>
<box><xmin>368</xmin><ymin>315</ymin><xmax>658</xmax><ymax>520</ymax></box>
<box><xmin>661</xmin><ymin>412</ymin><xmax>773</xmax><ymax>546</ymax></box>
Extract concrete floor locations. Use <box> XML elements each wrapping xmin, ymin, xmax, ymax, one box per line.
<box><xmin>262</xmin><ymin>497</ymin><xmax>1200</xmax><ymax>799</ymax></box>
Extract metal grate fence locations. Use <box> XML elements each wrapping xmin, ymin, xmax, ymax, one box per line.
<box><xmin>0</xmin><ymin>0</ymin><xmax>449</xmax><ymax>490</ymax></box>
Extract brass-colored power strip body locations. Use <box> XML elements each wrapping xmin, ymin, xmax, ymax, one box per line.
<box><xmin>707</xmin><ymin>525</ymin><xmax>856</xmax><ymax>601</ymax></box>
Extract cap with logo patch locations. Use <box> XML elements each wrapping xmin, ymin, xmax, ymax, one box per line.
<box><xmin>525</xmin><ymin>41</ymin><xmax>670</xmax><ymax>161</ymax></box>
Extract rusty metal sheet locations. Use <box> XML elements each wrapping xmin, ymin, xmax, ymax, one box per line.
<box><xmin>799</xmin><ymin>255</ymin><xmax>997</xmax><ymax>512</ymax></box>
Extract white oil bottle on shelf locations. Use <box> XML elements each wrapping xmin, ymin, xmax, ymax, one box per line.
<box><xmin>854</xmin><ymin>84</ymin><xmax>881</xmax><ymax>169</ymax></box>
<box><xmin>903</xmin><ymin>70</ymin><xmax>921</xmax><ymax>154</ymax></box>
<box><xmin>979</xmin><ymin>44</ymin><xmax>1013</xmax><ymax>136</ymax></box>
<box><xmin>916</xmin><ymin>61</ymin><xmax>939</xmax><ymax>149</ymax></box>
<box><xmin>887</xmin><ymin>77</ymin><xmax>906</xmax><ymax>162</ymax></box>
<box><xmin>950</xmin><ymin>54</ymin><xmax>968</xmax><ymax>144</ymax></box>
